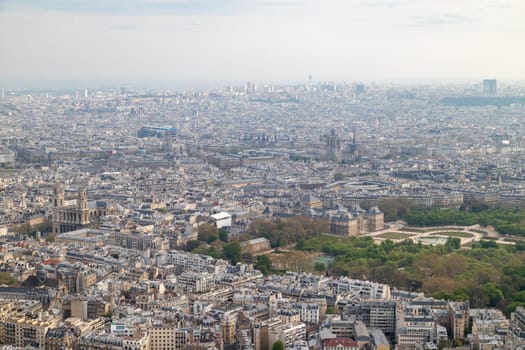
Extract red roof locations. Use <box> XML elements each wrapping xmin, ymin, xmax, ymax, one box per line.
<box><xmin>323</xmin><ymin>338</ymin><xmax>359</xmax><ymax>348</ymax></box>
<box><xmin>42</xmin><ymin>259</ymin><xmax>60</xmax><ymax>266</ymax></box>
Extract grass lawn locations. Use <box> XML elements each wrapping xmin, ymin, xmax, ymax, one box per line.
<box><xmin>376</xmin><ymin>232</ymin><xmax>415</xmax><ymax>240</ymax></box>
<box><xmin>432</xmin><ymin>231</ymin><xmax>473</xmax><ymax>238</ymax></box>
<box><xmin>400</xmin><ymin>227</ymin><xmax>424</xmax><ymax>233</ymax></box>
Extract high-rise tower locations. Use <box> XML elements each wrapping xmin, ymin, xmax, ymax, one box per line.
<box><xmin>483</xmin><ymin>79</ymin><xmax>497</xmax><ymax>95</ymax></box>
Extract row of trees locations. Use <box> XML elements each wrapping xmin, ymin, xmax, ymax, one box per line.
<box><xmin>187</xmin><ymin>238</ymin><xmax>242</xmax><ymax>265</ymax></box>
<box><xmin>404</xmin><ymin>208</ymin><xmax>525</xmax><ymax>236</ymax></box>
<box><xmin>197</xmin><ymin>224</ymin><xmax>229</xmax><ymax>243</ymax></box>
<box><xmin>363</xmin><ymin>197</ymin><xmax>525</xmax><ymax>230</ymax></box>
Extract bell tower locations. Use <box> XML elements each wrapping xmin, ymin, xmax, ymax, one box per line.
<box><xmin>53</xmin><ymin>185</ymin><xmax>64</xmax><ymax>208</ymax></box>
<box><xmin>77</xmin><ymin>188</ymin><xmax>88</xmax><ymax>210</ymax></box>
<box><xmin>77</xmin><ymin>188</ymin><xmax>90</xmax><ymax>225</ymax></box>
<box><xmin>52</xmin><ymin>185</ymin><xmax>65</xmax><ymax>234</ymax></box>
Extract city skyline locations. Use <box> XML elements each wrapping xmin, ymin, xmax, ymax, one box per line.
<box><xmin>1</xmin><ymin>0</ymin><xmax>525</xmax><ymax>88</ymax></box>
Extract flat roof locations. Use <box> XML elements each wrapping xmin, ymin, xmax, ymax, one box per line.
<box><xmin>211</xmin><ymin>212</ymin><xmax>231</xmax><ymax>220</ymax></box>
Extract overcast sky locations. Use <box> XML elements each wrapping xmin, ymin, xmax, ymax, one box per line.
<box><xmin>0</xmin><ymin>0</ymin><xmax>524</xmax><ymax>88</ymax></box>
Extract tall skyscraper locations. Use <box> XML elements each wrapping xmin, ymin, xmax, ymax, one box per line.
<box><xmin>354</xmin><ymin>83</ymin><xmax>365</xmax><ymax>94</ymax></box>
<box><xmin>483</xmin><ymin>79</ymin><xmax>497</xmax><ymax>95</ymax></box>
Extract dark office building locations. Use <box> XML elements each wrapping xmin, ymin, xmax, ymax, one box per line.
<box><xmin>137</xmin><ymin>125</ymin><xmax>177</xmax><ymax>138</ymax></box>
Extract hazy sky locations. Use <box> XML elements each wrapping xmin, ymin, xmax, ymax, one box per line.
<box><xmin>0</xmin><ymin>0</ymin><xmax>524</xmax><ymax>87</ymax></box>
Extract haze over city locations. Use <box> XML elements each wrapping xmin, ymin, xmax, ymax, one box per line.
<box><xmin>1</xmin><ymin>0</ymin><xmax>525</xmax><ymax>87</ymax></box>
<box><xmin>3</xmin><ymin>1</ymin><xmax>525</xmax><ymax>350</ymax></box>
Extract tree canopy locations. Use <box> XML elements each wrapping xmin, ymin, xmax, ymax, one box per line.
<box><xmin>256</xmin><ymin>255</ymin><xmax>273</xmax><ymax>275</ymax></box>
<box><xmin>218</xmin><ymin>228</ymin><xmax>229</xmax><ymax>242</ymax></box>
<box><xmin>249</xmin><ymin>216</ymin><xmax>328</xmax><ymax>248</ymax></box>
<box><xmin>223</xmin><ymin>241</ymin><xmax>241</xmax><ymax>264</ymax></box>
<box><xmin>296</xmin><ymin>235</ymin><xmax>525</xmax><ymax>314</ymax></box>
<box><xmin>272</xmin><ymin>340</ymin><xmax>284</xmax><ymax>350</ymax></box>
<box><xmin>198</xmin><ymin>223</ymin><xmax>218</xmax><ymax>243</ymax></box>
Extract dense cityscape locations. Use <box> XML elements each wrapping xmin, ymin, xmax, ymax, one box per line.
<box><xmin>0</xmin><ymin>80</ymin><xmax>525</xmax><ymax>350</ymax></box>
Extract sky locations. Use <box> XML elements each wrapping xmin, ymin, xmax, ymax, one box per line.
<box><xmin>0</xmin><ymin>0</ymin><xmax>524</xmax><ymax>88</ymax></box>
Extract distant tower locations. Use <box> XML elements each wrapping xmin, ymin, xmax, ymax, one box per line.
<box><xmin>84</xmin><ymin>89</ymin><xmax>88</xmax><ymax>99</ymax></box>
<box><xmin>483</xmin><ymin>79</ymin><xmax>497</xmax><ymax>95</ymax></box>
<box><xmin>243</xmin><ymin>82</ymin><xmax>257</xmax><ymax>93</ymax></box>
<box><xmin>165</xmin><ymin>131</ymin><xmax>173</xmax><ymax>158</ymax></box>
<box><xmin>1</xmin><ymin>88</ymin><xmax>4</xmax><ymax>100</ymax></box>
<box><xmin>326</xmin><ymin>129</ymin><xmax>342</xmax><ymax>163</ymax></box>
<box><xmin>346</xmin><ymin>129</ymin><xmax>358</xmax><ymax>161</ymax></box>
<box><xmin>354</xmin><ymin>83</ymin><xmax>365</xmax><ymax>94</ymax></box>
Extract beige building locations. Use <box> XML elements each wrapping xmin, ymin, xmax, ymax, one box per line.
<box><xmin>268</xmin><ymin>322</ymin><xmax>307</xmax><ymax>350</ymax></box>
<box><xmin>149</xmin><ymin>327</ymin><xmax>191</xmax><ymax>350</ymax></box>
<box><xmin>0</xmin><ymin>300</ymin><xmax>43</xmax><ymax>344</ymax></box>
<box><xmin>240</xmin><ymin>237</ymin><xmax>271</xmax><ymax>255</ymax></box>
<box><xmin>508</xmin><ymin>307</ymin><xmax>525</xmax><ymax>350</ymax></box>
<box><xmin>328</xmin><ymin>207</ymin><xmax>384</xmax><ymax>237</ymax></box>
<box><xmin>76</xmin><ymin>270</ymin><xmax>98</xmax><ymax>292</ymax></box>
<box><xmin>52</xmin><ymin>186</ymin><xmax>90</xmax><ymax>234</ymax></box>
<box><xmin>45</xmin><ymin>327</ymin><xmax>80</xmax><ymax>350</ymax></box>
<box><xmin>222</xmin><ymin>311</ymin><xmax>238</xmax><ymax>347</ymax></box>
<box><xmin>111</xmin><ymin>231</ymin><xmax>170</xmax><ymax>251</ymax></box>
<box><xmin>371</xmin><ymin>329</ymin><xmax>390</xmax><ymax>350</ymax></box>
<box><xmin>322</xmin><ymin>338</ymin><xmax>359</xmax><ymax>350</ymax></box>
<box><xmin>302</xmin><ymin>194</ymin><xmax>323</xmax><ymax>209</ymax></box>
<box><xmin>56</xmin><ymin>228</ymin><xmax>108</xmax><ymax>249</ymax></box>
<box><xmin>79</xmin><ymin>331</ymin><xmax>150</xmax><ymax>350</ymax></box>
<box><xmin>56</xmin><ymin>268</ymin><xmax>99</xmax><ymax>294</ymax></box>
<box><xmin>448</xmin><ymin>302</ymin><xmax>469</xmax><ymax>341</ymax></box>
<box><xmin>177</xmin><ymin>271</ymin><xmax>215</xmax><ymax>294</ymax></box>
<box><xmin>366</xmin><ymin>207</ymin><xmax>385</xmax><ymax>231</ymax></box>
<box><xmin>62</xmin><ymin>297</ymin><xmax>110</xmax><ymax>320</ymax></box>
<box><xmin>3</xmin><ymin>312</ymin><xmax>60</xmax><ymax>348</ymax></box>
